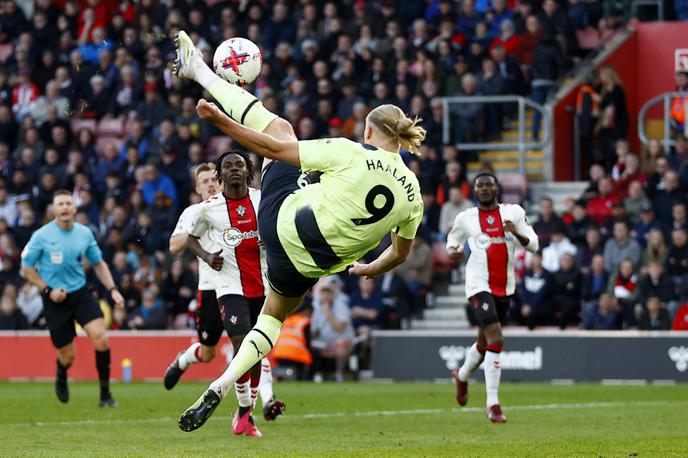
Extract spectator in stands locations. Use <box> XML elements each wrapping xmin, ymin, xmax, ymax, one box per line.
<box><xmin>436</xmin><ymin>161</ymin><xmax>469</xmax><ymax>205</ymax></box>
<box><xmin>537</xmin><ymin>0</ymin><xmax>576</xmax><ymax>55</ymax></box>
<box><xmin>586</xmin><ymin>177</ymin><xmax>619</xmax><ymax>226</ymax></box>
<box><xmin>604</xmin><ymin>219</ymin><xmax>641</xmax><ymax>274</ymax></box>
<box><xmin>395</xmin><ymin>237</ymin><xmax>432</xmax><ymax>315</ymax></box>
<box><xmin>567</xmin><ymin>0</ymin><xmax>590</xmax><ymax>30</ymax></box>
<box><xmin>379</xmin><ymin>269</ymin><xmax>410</xmax><ymax>327</ymax></box>
<box><xmin>624</xmin><ymin>181</ymin><xmax>647</xmax><ymax>222</ymax></box>
<box><xmin>161</xmin><ymin>259</ymin><xmax>195</xmax><ymax>329</ymax></box>
<box><xmin>582</xmin><ymin>292</ymin><xmax>620</xmax><ymax>330</ymax></box>
<box><xmin>271</xmin><ymin>302</ymin><xmax>312</xmax><ymax>380</ymax></box>
<box><xmin>452</xmin><ymin>73</ymin><xmax>484</xmax><ymax>144</ymax></box>
<box><xmin>136</xmin><ymin>81</ymin><xmax>167</xmax><ymax>131</ymax></box>
<box><xmin>31</xmin><ymin>80</ymin><xmax>70</xmax><ymax>127</ymax></box>
<box><xmin>581</xmin><ymin>254</ymin><xmax>609</xmax><ymax>314</ymax></box>
<box><xmin>641</xmin><ymin>228</ymin><xmax>669</xmax><ymax>267</ymax></box>
<box><xmin>642</xmin><ymin>139</ymin><xmax>666</xmax><ymax>176</ymax></box>
<box><xmin>310</xmin><ymin>279</ymin><xmax>354</xmax><ymax>383</ymax></box>
<box><xmin>576</xmin><ymin>226</ymin><xmax>604</xmax><ymax>271</ymax></box>
<box><xmin>542</xmin><ymin>225</ymin><xmax>577</xmax><ymax>272</ymax></box>
<box><xmin>550</xmin><ymin>253</ymin><xmax>582</xmax><ymax>329</ymax></box>
<box><xmin>438</xmin><ymin>186</ymin><xmax>474</xmax><ymax>241</ymax></box>
<box><xmin>141</xmin><ymin>164</ymin><xmax>177</xmax><ymax>207</ymax></box>
<box><xmin>632</xmin><ymin>200</ymin><xmax>663</xmax><ymax>248</ymax></box>
<box><xmin>0</xmin><ymin>291</ymin><xmax>28</xmax><ymax>330</ymax></box>
<box><xmin>530</xmin><ymin>29</ymin><xmax>565</xmax><ymax>142</ymax></box>
<box><xmin>127</xmin><ymin>287</ymin><xmax>167</xmax><ymax>330</ymax></box>
<box><xmin>638</xmin><ymin>295</ymin><xmax>671</xmax><ymax>330</ymax></box>
<box><xmin>637</xmin><ymin>261</ymin><xmax>676</xmax><ymax>315</ymax></box>
<box><xmin>653</xmin><ymin>170</ymin><xmax>686</xmax><ymax>227</ymax></box>
<box><xmin>597</xmin><ymin>66</ymin><xmax>629</xmax><ymax>143</ymax></box>
<box><xmin>0</xmin><ymin>187</ymin><xmax>17</xmax><ymax>227</ymax></box>
<box><xmin>17</xmin><ymin>281</ymin><xmax>43</xmax><ymax>328</ymax></box>
<box><xmin>349</xmin><ymin>277</ymin><xmax>384</xmax><ymax>371</ymax></box>
<box><xmin>534</xmin><ymin>197</ymin><xmax>563</xmax><ymax>248</ymax></box>
<box><xmin>568</xmin><ymin>204</ymin><xmax>594</xmax><ymax>246</ymax></box>
<box><xmin>517</xmin><ymin>252</ymin><xmax>552</xmax><ymax>329</ymax></box>
<box><xmin>608</xmin><ymin>258</ymin><xmax>638</xmax><ymax>327</ymax></box>
<box><xmin>614</xmin><ymin>155</ymin><xmax>645</xmax><ymax>198</ymax></box>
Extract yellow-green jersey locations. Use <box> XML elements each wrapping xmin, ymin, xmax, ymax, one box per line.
<box><xmin>276</xmin><ymin>138</ymin><xmax>424</xmax><ymax>278</ymax></box>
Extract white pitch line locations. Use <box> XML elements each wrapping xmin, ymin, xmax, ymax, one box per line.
<box><xmin>12</xmin><ymin>400</ymin><xmax>683</xmax><ymax>428</ymax></box>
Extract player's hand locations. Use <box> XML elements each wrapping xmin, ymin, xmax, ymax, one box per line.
<box><xmin>204</xmin><ymin>249</ymin><xmax>224</xmax><ymax>271</ymax></box>
<box><xmin>503</xmin><ymin>220</ymin><xmax>519</xmax><ymax>236</ymax></box>
<box><xmin>348</xmin><ymin>261</ymin><xmax>374</xmax><ymax>279</ymax></box>
<box><xmin>111</xmin><ymin>289</ymin><xmax>125</xmax><ymax>309</ymax></box>
<box><xmin>50</xmin><ymin>288</ymin><xmax>68</xmax><ymax>303</ymax></box>
<box><xmin>447</xmin><ymin>247</ymin><xmax>465</xmax><ymax>263</ymax></box>
<box><xmin>196</xmin><ymin>99</ymin><xmax>223</xmax><ymax>122</ymax></box>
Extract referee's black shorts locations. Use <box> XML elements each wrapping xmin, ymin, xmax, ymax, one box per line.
<box><xmin>258</xmin><ymin>161</ymin><xmax>318</xmax><ymax>298</ymax></box>
<box><xmin>43</xmin><ymin>286</ymin><xmax>104</xmax><ymax>348</ymax></box>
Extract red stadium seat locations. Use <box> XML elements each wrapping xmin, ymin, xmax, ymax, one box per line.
<box><xmin>0</xmin><ymin>44</ymin><xmax>12</xmax><ymax>63</ymax></box>
<box><xmin>432</xmin><ymin>241</ymin><xmax>454</xmax><ymax>271</ymax></box>
<box><xmin>576</xmin><ymin>28</ymin><xmax>601</xmax><ymax>50</ymax></box>
<box><xmin>499</xmin><ymin>173</ymin><xmax>528</xmax><ymax>204</ymax></box>
<box><xmin>70</xmin><ymin>118</ymin><xmax>97</xmax><ymax>134</ymax></box>
<box><xmin>97</xmin><ymin>117</ymin><xmax>125</xmax><ymax>137</ymax></box>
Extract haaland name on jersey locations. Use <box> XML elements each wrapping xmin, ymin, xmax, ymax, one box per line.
<box><xmin>365</xmin><ymin>159</ymin><xmax>416</xmax><ymax>202</ymax></box>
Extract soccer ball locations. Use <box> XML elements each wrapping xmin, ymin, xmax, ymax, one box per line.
<box><xmin>213</xmin><ymin>37</ymin><xmax>262</xmax><ymax>86</ymax></box>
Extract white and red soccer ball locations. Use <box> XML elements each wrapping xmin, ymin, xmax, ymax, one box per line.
<box><xmin>212</xmin><ymin>37</ymin><xmax>262</xmax><ymax>86</ymax></box>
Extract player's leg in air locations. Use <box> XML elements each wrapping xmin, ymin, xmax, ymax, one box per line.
<box><xmin>173</xmin><ymin>31</ymin><xmax>296</xmax><ymax>155</ymax></box>
<box><xmin>453</xmin><ymin>292</ymin><xmax>506</xmax><ymax>423</ymax></box>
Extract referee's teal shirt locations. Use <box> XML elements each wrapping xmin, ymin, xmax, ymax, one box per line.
<box><xmin>21</xmin><ymin>221</ymin><xmax>103</xmax><ymax>293</ymax></box>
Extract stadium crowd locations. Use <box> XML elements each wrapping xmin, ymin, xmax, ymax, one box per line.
<box><xmin>0</xmin><ymin>0</ymin><xmax>687</xmax><ymax>355</ymax></box>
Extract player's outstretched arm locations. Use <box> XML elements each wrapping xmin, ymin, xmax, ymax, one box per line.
<box><xmin>196</xmin><ymin>99</ymin><xmax>299</xmax><ymax>165</ymax></box>
<box><xmin>349</xmin><ymin>233</ymin><xmax>413</xmax><ymax>279</ymax></box>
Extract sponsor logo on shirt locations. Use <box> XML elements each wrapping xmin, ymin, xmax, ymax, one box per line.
<box><xmin>474</xmin><ymin>233</ymin><xmax>513</xmax><ymax>249</ymax></box>
<box><xmin>222</xmin><ymin>228</ymin><xmax>259</xmax><ymax>247</ymax></box>
<box><xmin>50</xmin><ymin>252</ymin><xmax>64</xmax><ymax>264</ymax></box>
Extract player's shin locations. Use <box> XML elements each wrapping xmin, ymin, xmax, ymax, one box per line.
<box><xmin>457</xmin><ymin>342</ymin><xmax>486</xmax><ymax>382</ymax></box>
<box><xmin>206</xmin><ymin>78</ymin><xmax>277</xmax><ymax>132</ymax></box>
<box><xmin>234</xmin><ymin>372</ymin><xmax>252</xmax><ymax>415</ymax></box>
<box><xmin>484</xmin><ymin>344</ymin><xmax>503</xmax><ymax>407</ymax></box>
<box><xmin>209</xmin><ymin>314</ymin><xmax>282</xmax><ymax>398</ymax></box>
<box><xmin>258</xmin><ymin>359</ymin><xmax>274</xmax><ymax>405</ymax></box>
<box><xmin>250</xmin><ymin>372</ymin><xmax>260</xmax><ymax>408</ymax></box>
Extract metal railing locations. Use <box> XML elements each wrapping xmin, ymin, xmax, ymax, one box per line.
<box><xmin>441</xmin><ymin>95</ymin><xmax>552</xmax><ymax>179</ymax></box>
<box><xmin>638</xmin><ymin>91</ymin><xmax>688</xmax><ymax>149</ymax></box>
<box><xmin>631</xmin><ymin>0</ymin><xmax>664</xmax><ymax>21</ymax></box>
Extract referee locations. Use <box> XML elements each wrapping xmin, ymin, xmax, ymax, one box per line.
<box><xmin>21</xmin><ymin>190</ymin><xmax>124</xmax><ymax>407</ymax></box>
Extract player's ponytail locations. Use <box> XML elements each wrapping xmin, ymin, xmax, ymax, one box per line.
<box><xmin>367</xmin><ymin>104</ymin><xmax>426</xmax><ymax>156</ymax></box>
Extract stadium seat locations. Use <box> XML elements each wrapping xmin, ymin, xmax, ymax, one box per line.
<box><xmin>97</xmin><ymin>117</ymin><xmax>125</xmax><ymax>137</ymax></box>
<box><xmin>0</xmin><ymin>44</ymin><xmax>12</xmax><ymax>63</ymax></box>
<box><xmin>432</xmin><ymin>241</ymin><xmax>454</xmax><ymax>271</ymax></box>
<box><xmin>70</xmin><ymin>118</ymin><xmax>97</xmax><ymax>134</ymax></box>
<box><xmin>576</xmin><ymin>28</ymin><xmax>601</xmax><ymax>50</ymax></box>
<box><xmin>499</xmin><ymin>173</ymin><xmax>528</xmax><ymax>204</ymax></box>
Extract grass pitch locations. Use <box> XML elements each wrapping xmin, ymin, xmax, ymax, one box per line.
<box><xmin>1</xmin><ymin>380</ymin><xmax>687</xmax><ymax>457</ymax></box>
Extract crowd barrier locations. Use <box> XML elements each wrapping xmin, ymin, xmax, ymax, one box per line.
<box><xmin>372</xmin><ymin>330</ymin><xmax>688</xmax><ymax>382</ymax></box>
<box><xmin>0</xmin><ymin>331</ymin><xmax>233</xmax><ymax>381</ymax></box>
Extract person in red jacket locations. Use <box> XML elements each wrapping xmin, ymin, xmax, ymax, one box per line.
<box><xmin>672</xmin><ymin>303</ymin><xmax>688</xmax><ymax>330</ymax></box>
<box><xmin>586</xmin><ymin>177</ymin><xmax>620</xmax><ymax>226</ymax></box>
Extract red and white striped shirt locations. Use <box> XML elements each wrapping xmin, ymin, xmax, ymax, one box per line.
<box><xmin>189</xmin><ymin>188</ymin><xmax>267</xmax><ymax>298</ymax></box>
<box><xmin>447</xmin><ymin>204</ymin><xmax>538</xmax><ymax>298</ymax></box>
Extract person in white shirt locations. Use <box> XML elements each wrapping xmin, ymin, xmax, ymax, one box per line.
<box><xmin>438</xmin><ymin>186</ymin><xmax>474</xmax><ymax>240</ymax></box>
<box><xmin>541</xmin><ymin>225</ymin><xmax>577</xmax><ymax>272</ymax></box>
<box><xmin>446</xmin><ymin>172</ymin><xmax>538</xmax><ymax>423</ymax></box>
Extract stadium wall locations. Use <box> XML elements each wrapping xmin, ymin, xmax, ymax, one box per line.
<box><xmin>0</xmin><ymin>331</ymin><xmax>234</xmax><ymax>381</ymax></box>
<box><xmin>372</xmin><ymin>330</ymin><xmax>688</xmax><ymax>382</ymax></box>
<box><xmin>553</xmin><ymin>22</ymin><xmax>688</xmax><ymax>180</ymax></box>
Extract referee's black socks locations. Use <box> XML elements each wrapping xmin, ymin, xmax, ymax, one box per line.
<box><xmin>56</xmin><ymin>358</ymin><xmax>69</xmax><ymax>379</ymax></box>
<box><xmin>96</xmin><ymin>349</ymin><xmax>111</xmax><ymax>399</ymax></box>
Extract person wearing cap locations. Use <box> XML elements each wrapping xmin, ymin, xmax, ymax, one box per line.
<box><xmin>632</xmin><ymin>199</ymin><xmax>663</xmax><ymax>247</ymax></box>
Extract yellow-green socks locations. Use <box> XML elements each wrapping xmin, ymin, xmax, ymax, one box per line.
<box><xmin>209</xmin><ymin>314</ymin><xmax>282</xmax><ymax>398</ymax></box>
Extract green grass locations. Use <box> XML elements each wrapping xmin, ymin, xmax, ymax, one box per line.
<box><xmin>1</xmin><ymin>380</ymin><xmax>687</xmax><ymax>457</ymax></box>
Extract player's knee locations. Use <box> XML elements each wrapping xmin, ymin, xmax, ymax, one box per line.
<box><xmin>92</xmin><ymin>331</ymin><xmax>109</xmax><ymax>351</ymax></box>
<box><xmin>59</xmin><ymin>347</ymin><xmax>76</xmax><ymax>366</ymax></box>
<box><xmin>265</xmin><ymin>117</ymin><xmax>296</xmax><ymax>142</ymax></box>
<box><xmin>486</xmin><ymin>335</ymin><xmax>504</xmax><ymax>348</ymax></box>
